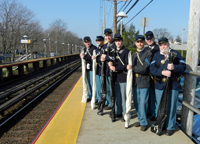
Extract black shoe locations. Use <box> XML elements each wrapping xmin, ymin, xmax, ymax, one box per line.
<box><xmin>115</xmin><ymin>114</ymin><xmax>123</xmax><ymax>118</ymax></box>
<box><xmin>140</xmin><ymin>126</ymin><xmax>147</xmax><ymax>131</ymax></box>
<box><xmin>104</xmin><ymin>106</ymin><xmax>112</xmax><ymax>110</ymax></box>
<box><xmin>97</xmin><ymin>111</ymin><xmax>103</xmax><ymax>116</ymax></box>
<box><xmin>150</xmin><ymin>117</ymin><xmax>157</xmax><ymax>121</ymax></box>
<box><xmin>87</xmin><ymin>99</ymin><xmax>91</xmax><ymax>102</ymax></box>
<box><xmin>165</xmin><ymin>130</ymin><xmax>174</xmax><ymax>136</ymax></box>
<box><xmin>133</xmin><ymin>122</ymin><xmax>141</xmax><ymax>127</ymax></box>
<box><xmin>95</xmin><ymin>100</ymin><xmax>99</xmax><ymax>105</ymax></box>
<box><xmin>121</xmin><ymin>118</ymin><xmax>125</xmax><ymax>122</ymax></box>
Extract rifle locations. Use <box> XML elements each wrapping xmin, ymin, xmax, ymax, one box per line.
<box><xmin>151</xmin><ymin>52</ymin><xmax>176</xmax><ymax>136</ymax></box>
<box><xmin>108</xmin><ymin>46</ymin><xmax>116</xmax><ymax>122</ymax></box>
<box><xmin>97</xmin><ymin>49</ymin><xmax>106</xmax><ymax>115</ymax></box>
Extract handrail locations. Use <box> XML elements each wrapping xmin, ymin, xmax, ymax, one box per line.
<box><xmin>184</xmin><ymin>70</ymin><xmax>200</xmax><ymax>77</ymax></box>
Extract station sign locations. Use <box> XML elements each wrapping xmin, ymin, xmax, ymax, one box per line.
<box><xmin>21</xmin><ymin>39</ymin><xmax>31</xmax><ymax>44</ymax></box>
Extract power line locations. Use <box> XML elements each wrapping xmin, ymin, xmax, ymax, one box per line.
<box><xmin>117</xmin><ymin>0</ymin><xmax>139</xmax><ymax>24</ymax></box>
<box><xmin>126</xmin><ymin>0</ymin><xmax>139</xmax><ymax>14</ymax></box>
<box><xmin>106</xmin><ymin>1</ymin><xmax>113</xmax><ymax>28</ymax></box>
<box><xmin>123</xmin><ymin>0</ymin><xmax>133</xmax><ymax>11</ymax></box>
<box><xmin>125</xmin><ymin>0</ymin><xmax>153</xmax><ymax>26</ymax></box>
<box><xmin>118</xmin><ymin>1</ymin><xmax>127</xmax><ymax>13</ymax></box>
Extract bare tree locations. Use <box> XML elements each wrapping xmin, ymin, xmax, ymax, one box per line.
<box><xmin>45</xmin><ymin>19</ymin><xmax>83</xmax><ymax>55</ymax></box>
<box><xmin>0</xmin><ymin>0</ymin><xmax>40</xmax><ymax>54</ymax></box>
<box><xmin>152</xmin><ymin>28</ymin><xmax>173</xmax><ymax>41</ymax></box>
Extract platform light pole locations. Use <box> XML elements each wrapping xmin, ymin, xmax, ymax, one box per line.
<box><xmin>181</xmin><ymin>27</ymin><xmax>185</xmax><ymax>56</ymax></box>
<box><xmin>23</xmin><ymin>35</ymin><xmax>28</xmax><ymax>60</ymax></box>
<box><xmin>43</xmin><ymin>39</ymin><xmax>47</xmax><ymax>57</ymax></box>
<box><xmin>71</xmin><ymin>44</ymin><xmax>73</xmax><ymax>54</ymax></box>
<box><xmin>62</xmin><ymin>43</ymin><xmax>65</xmax><ymax>55</ymax></box>
<box><xmin>55</xmin><ymin>41</ymin><xmax>57</xmax><ymax>56</ymax></box>
<box><xmin>117</xmin><ymin>11</ymin><xmax>127</xmax><ymax>35</ymax></box>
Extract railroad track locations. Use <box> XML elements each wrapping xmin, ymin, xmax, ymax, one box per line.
<box><xmin>0</xmin><ymin>59</ymin><xmax>82</xmax><ymax>143</ymax></box>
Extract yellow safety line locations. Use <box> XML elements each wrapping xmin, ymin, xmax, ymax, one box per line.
<box><xmin>35</xmin><ymin>77</ymin><xmax>86</xmax><ymax>144</ymax></box>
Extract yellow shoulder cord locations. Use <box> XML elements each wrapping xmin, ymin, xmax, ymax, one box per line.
<box><xmin>136</xmin><ymin>52</ymin><xmax>143</xmax><ymax>66</ymax></box>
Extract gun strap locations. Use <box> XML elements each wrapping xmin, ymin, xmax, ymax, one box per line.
<box><xmin>136</xmin><ymin>52</ymin><xmax>143</xmax><ymax>66</ymax></box>
<box><xmin>116</xmin><ymin>52</ymin><xmax>125</xmax><ymax>66</ymax></box>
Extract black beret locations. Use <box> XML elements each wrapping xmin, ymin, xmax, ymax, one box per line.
<box><xmin>104</xmin><ymin>28</ymin><xmax>112</xmax><ymax>35</ymax></box>
<box><xmin>145</xmin><ymin>31</ymin><xmax>154</xmax><ymax>40</ymax></box>
<box><xmin>114</xmin><ymin>33</ymin><xmax>123</xmax><ymax>41</ymax></box>
<box><xmin>83</xmin><ymin>36</ymin><xmax>91</xmax><ymax>42</ymax></box>
<box><xmin>158</xmin><ymin>37</ymin><xmax>169</xmax><ymax>44</ymax></box>
<box><xmin>136</xmin><ymin>35</ymin><xmax>145</xmax><ymax>41</ymax></box>
<box><xmin>96</xmin><ymin>36</ymin><xmax>104</xmax><ymax>41</ymax></box>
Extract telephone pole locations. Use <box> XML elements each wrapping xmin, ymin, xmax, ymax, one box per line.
<box><xmin>113</xmin><ymin>0</ymin><xmax>117</xmax><ymax>35</ymax></box>
<box><xmin>181</xmin><ymin>0</ymin><xmax>200</xmax><ymax>137</ymax></box>
<box><xmin>103</xmin><ymin>0</ymin><xmax>106</xmax><ymax>30</ymax></box>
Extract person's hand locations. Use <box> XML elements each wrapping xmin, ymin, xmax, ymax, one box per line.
<box><xmin>92</xmin><ymin>56</ymin><xmax>96</xmax><ymax>60</ymax></box>
<box><xmin>108</xmin><ymin>62</ymin><xmax>113</xmax><ymax>67</ymax></box>
<box><xmin>101</xmin><ymin>54</ymin><xmax>106</xmax><ymax>59</ymax></box>
<box><xmin>127</xmin><ymin>65</ymin><xmax>132</xmax><ymax>70</ymax></box>
<box><xmin>101</xmin><ymin>57</ymin><xmax>105</xmax><ymax>61</ymax></box>
<box><xmin>161</xmin><ymin>70</ymin><xmax>171</xmax><ymax>77</ymax></box>
<box><xmin>109</xmin><ymin>66</ymin><xmax>115</xmax><ymax>71</ymax></box>
<box><xmin>167</xmin><ymin>63</ymin><xmax>174</xmax><ymax>70</ymax></box>
<box><xmin>80</xmin><ymin>53</ymin><xmax>84</xmax><ymax>59</ymax></box>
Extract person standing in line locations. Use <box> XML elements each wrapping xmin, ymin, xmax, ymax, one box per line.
<box><xmin>127</xmin><ymin>35</ymin><xmax>152</xmax><ymax>131</ymax></box>
<box><xmin>144</xmin><ymin>31</ymin><xmax>160</xmax><ymax>121</ymax></box>
<box><xmin>99</xmin><ymin>28</ymin><xmax>116</xmax><ymax>111</ymax></box>
<box><xmin>150</xmin><ymin>37</ymin><xmax>186</xmax><ymax>136</ymax></box>
<box><xmin>80</xmin><ymin>36</ymin><xmax>97</xmax><ymax>102</ymax></box>
<box><xmin>108</xmin><ymin>34</ymin><xmax>130</xmax><ymax>121</ymax></box>
<box><xmin>92</xmin><ymin>36</ymin><xmax>105</xmax><ymax>104</ymax></box>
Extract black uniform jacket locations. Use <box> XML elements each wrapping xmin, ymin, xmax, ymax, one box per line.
<box><xmin>96</xmin><ymin>45</ymin><xmax>104</xmax><ymax>76</ymax></box>
<box><xmin>114</xmin><ymin>46</ymin><xmax>130</xmax><ymax>83</ymax></box>
<box><xmin>150</xmin><ymin>49</ymin><xmax>186</xmax><ymax>90</ymax></box>
<box><xmin>144</xmin><ymin>42</ymin><xmax>160</xmax><ymax>58</ymax></box>
<box><xmin>83</xmin><ymin>44</ymin><xmax>97</xmax><ymax>71</ymax></box>
<box><xmin>132</xmin><ymin>48</ymin><xmax>152</xmax><ymax>88</ymax></box>
<box><xmin>144</xmin><ymin>42</ymin><xmax>160</xmax><ymax>85</ymax></box>
<box><xmin>101</xmin><ymin>41</ymin><xmax>116</xmax><ymax>76</ymax></box>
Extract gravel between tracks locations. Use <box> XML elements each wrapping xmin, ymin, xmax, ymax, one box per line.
<box><xmin>0</xmin><ymin>67</ymin><xmax>82</xmax><ymax>144</ymax></box>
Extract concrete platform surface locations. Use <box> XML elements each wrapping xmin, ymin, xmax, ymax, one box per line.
<box><xmin>77</xmin><ymin>103</ymin><xmax>193</xmax><ymax>144</ymax></box>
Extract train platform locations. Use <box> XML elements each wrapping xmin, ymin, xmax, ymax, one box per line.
<box><xmin>31</xmin><ymin>76</ymin><xmax>193</xmax><ymax>144</ymax></box>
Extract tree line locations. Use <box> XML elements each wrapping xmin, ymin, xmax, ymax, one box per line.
<box><xmin>0</xmin><ymin>0</ymin><xmax>84</xmax><ymax>56</ymax></box>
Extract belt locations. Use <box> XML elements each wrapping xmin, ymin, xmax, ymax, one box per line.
<box><xmin>135</xmin><ymin>73</ymin><xmax>150</xmax><ymax>80</ymax></box>
<box><xmin>154</xmin><ymin>76</ymin><xmax>180</xmax><ymax>83</ymax></box>
<box><xmin>135</xmin><ymin>73</ymin><xmax>141</xmax><ymax>77</ymax></box>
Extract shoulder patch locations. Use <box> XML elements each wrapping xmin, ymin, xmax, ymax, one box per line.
<box><xmin>151</xmin><ymin>60</ymin><xmax>155</xmax><ymax>64</ymax></box>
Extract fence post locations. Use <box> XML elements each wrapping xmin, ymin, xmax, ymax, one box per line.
<box><xmin>181</xmin><ymin>0</ymin><xmax>200</xmax><ymax>137</ymax></box>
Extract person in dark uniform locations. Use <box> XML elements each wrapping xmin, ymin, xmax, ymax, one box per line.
<box><xmin>92</xmin><ymin>36</ymin><xmax>104</xmax><ymax>104</ymax></box>
<box><xmin>127</xmin><ymin>35</ymin><xmax>152</xmax><ymax>131</ymax></box>
<box><xmin>80</xmin><ymin>36</ymin><xmax>97</xmax><ymax>101</ymax></box>
<box><xmin>144</xmin><ymin>31</ymin><xmax>160</xmax><ymax>121</ymax></box>
<box><xmin>100</xmin><ymin>28</ymin><xmax>117</xmax><ymax>110</ymax></box>
<box><xmin>108</xmin><ymin>34</ymin><xmax>130</xmax><ymax>121</ymax></box>
<box><xmin>150</xmin><ymin>37</ymin><xmax>186</xmax><ymax>136</ymax></box>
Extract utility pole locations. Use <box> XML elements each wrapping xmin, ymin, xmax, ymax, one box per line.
<box><xmin>103</xmin><ymin>0</ymin><xmax>106</xmax><ymax>30</ymax></box>
<box><xmin>101</xmin><ymin>20</ymin><xmax>103</xmax><ymax>36</ymax></box>
<box><xmin>181</xmin><ymin>0</ymin><xmax>200</xmax><ymax>137</ymax></box>
<box><xmin>113</xmin><ymin>0</ymin><xmax>117</xmax><ymax>35</ymax></box>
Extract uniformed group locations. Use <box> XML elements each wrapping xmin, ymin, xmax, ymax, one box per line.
<box><xmin>80</xmin><ymin>29</ymin><xmax>186</xmax><ymax>136</ymax></box>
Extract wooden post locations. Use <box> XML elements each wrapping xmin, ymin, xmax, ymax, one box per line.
<box><xmin>181</xmin><ymin>0</ymin><xmax>200</xmax><ymax>137</ymax></box>
<box><xmin>113</xmin><ymin>0</ymin><xmax>117</xmax><ymax>35</ymax></box>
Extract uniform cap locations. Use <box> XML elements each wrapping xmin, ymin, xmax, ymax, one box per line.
<box><xmin>104</xmin><ymin>28</ymin><xmax>113</xmax><ymax>35</ymax></box>
<box><xmin>114</xmin><ymin>34</ymin><xmax>123</xmax><ymax>41</ymax></box>
<box><xmin>145</xmin><ymin>31</ymin><xmax>154</xmax><ymax>40</ymax></box>
<box><xmin>83</xmin><ymin>36</ymin><xmax>91</xmax><ymax>42</ymax></box>
<box><xmin>136</xmin><ymin>35</ymin><xmax>145</xmax><ymax>41</ymax></box>
<box><xmin>96</xmin><ymin>36</ymin><xmax>104</xmax><ymax>41</ymax></box>
<box><xmin>158</xmin><ymin>37</ymin><xmax>169</xmax><ymax>44</ymax></box>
